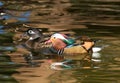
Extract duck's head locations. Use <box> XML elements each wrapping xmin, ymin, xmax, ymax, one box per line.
<box><xmin>48</xmin><ymin>33</ymin><xmax>68</xmax><ymax>42</ymax></box>
<box><xmin>46</xmin><ymin>33</ymin><xmax>74</xmax><ymax>45</ymax></box>
<box><xmin>20</xmin><ymin>28</ymin><xmax>43</xmax><ymax>41</ymax></box>
<box><xmin>45</xmin><ymin>33</ymin><xmax>68</xmax><ymax>50</ymax></box>
<box><xmin>51</xmin><ymin>33</ymin><xmax>68</xmax><ymax>39</ymax></box>
<box><xmin>26</xmin><ymin>28</ymin><xmax>43</xmax><ymax>40</ymax></box>
<box><xmin>45</xmin><ymin>33</ymin><xmax>75</xmax><ymax>50</ymax></box>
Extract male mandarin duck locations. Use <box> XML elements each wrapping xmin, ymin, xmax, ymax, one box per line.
<box><xmin>45</xmin><ymin>33</ymin><xmax>95</xmax><ymax>55</ymax></box>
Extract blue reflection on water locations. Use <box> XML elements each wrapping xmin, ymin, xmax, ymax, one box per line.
<box><xmin>15</xmin><ymin>11</ymin><xmax>31</xmax><ymax>22</ymax></box>
<box><xmin>0</xmin><ymin>29</ymin><xmax>5</xmax><ymax>34</ymax></box>
<box><xmin>0</xmin><ymin>46</ymin><xmax>15</xmax><ymax>51</ymax></box>
<box><xmin>0</xmin><ymin>10</ymin><xmax>31</xmax><ymax>34</ymax></box>
<box><xmin>21</xmin><ymin>11</ymin><xmax>31</xmax><ymax>17</ymax></box>
<box><xmin>2</xmin><ymin>15</ymin><xmax>11</xmax><ymax>20</ymax></box>
<box><xmin>0</xmin><ymin>25</ymin><xmax>4</xmax><ymax>29</ymax></box>
<box><xmin>1</xmin><ymin>11</ymin><xmax>31</xmax><ymax>22</ymax></box>
<box><xmin>19</xmin><ymin>11</ymin><xmax>31</xmax><ymax>21</ymax></box>
<box><xmin>0</xmin><ymin>1</ymin><xmax>31</xmax><ymax>22</ymax></box>
<box><xmin>0</xmin><ymin>2</ymin><xmax>3</xmax><ymax>6</ymax></box>
<box><xmin>0</xmin><ymin>25</ymin><xmax>5</xmax><ymax>34</ymax></box>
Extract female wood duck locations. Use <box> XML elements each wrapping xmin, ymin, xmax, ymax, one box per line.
<box><xmin>45</xmin><ymin>33</ymin><xmax>95</xmax><ymax>55</ymax></box>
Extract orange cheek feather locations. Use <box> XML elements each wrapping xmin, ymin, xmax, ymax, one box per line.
<box><xmin>52</xmin><ymin>39</ymin><xmax>66</xmax><ymax>50</ymax></box>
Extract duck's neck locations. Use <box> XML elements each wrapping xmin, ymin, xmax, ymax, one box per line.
<box><xmin>82</xmin><ymin>41</ymin><xmax>94</xmax><ymax>51</ymax></box>
<box><xmin>62</xmin><ymin>38</ymin><xmax>75</xmax><ymax>46</ymax></box>
<box><xmin>25</xmin><ymin>37</ymin><xmax>44</xmax><ymax>49</ymax></box>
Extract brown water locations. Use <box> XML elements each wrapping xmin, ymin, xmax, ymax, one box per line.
<box><xmin>0</xmin><ymin>0</ymin><xmax>120</xmax><ymax>83</ymax></box>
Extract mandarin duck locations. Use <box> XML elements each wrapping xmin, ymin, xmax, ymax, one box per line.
<box><xmin>45</xmin><ymin>33</ymin><xmax>104</xmax><ymax>70</ymax></box>
<box><xmin>14</xmin><ymin>28</ymin><xmax>47</xmax><ymax>64</ymax></box>
<box><xmin>45</xmin><ymin>33</ymin><xmax>95</xmax><ymax>55</ymax></box>
<box><xmin>17</xmin><ymin>28</ymin><xmax>59</xmax><ymax>63</ymax></box>
<box><xmin>45</xmin><ymin>33</ymin><xmax>75</xmax><ymax>55</ymax></box>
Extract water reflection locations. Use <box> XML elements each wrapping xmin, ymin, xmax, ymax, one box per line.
<box><xmin>1</xmin><ymin>11</ymin><xmax>31</xmax><ymax>22</ymax></box>
<box><xmin>0</xmin><ymin>2</ymin><xmax>3</xmax><ymax>7</ymax></box>
<box><xmin>0</xmin><ymin>29</ymin><xmax>5</xmax><ymax>34</ymax></box>
<box><xmin>0</xmin><ymin>53</ymin><xmax>19</xmax><ymax>83</ymax></box>
<box><xmin>0</xmin><ymin>46</ymin><xmax>16</xmax><ymax>51</ymax></box>
<box><xmin>0</xmin><ymin>34</ymin><xmax>19</xmax><ymax>83</ymax></box>
<box><xmin>47</xmin><ymin>25</ymin><xmax>120</xmax><ymax>82</ymax></box>
<box><xmin>0</xmin><ymin>0</ymin><xmax>120</xmax><ymax>83</ymax></box>
<box><xmin>0</xmin><ymin>2</ymin><xmax>31</xmax><ymax>26</ymax></box>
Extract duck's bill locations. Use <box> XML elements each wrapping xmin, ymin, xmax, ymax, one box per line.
<box><xmin>45</xmin><ymin>39</ymin><xmax>51</xmax><ymax>44</ymax></box>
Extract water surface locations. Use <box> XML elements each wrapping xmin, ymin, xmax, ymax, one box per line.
<box><xmin>0</xmin><ymin>0</ymin><xmax>120</xmax><ymax>83</ymax></box>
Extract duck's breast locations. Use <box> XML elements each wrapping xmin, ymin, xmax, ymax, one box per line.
<box><xmin>52</xmin><ymin>39</ymin><xmax>66</xmax><ymax>50</ymax></box>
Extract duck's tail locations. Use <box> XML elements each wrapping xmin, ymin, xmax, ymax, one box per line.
<box><xmin>92</xmin><ymin>45</ymin><xmax>109</xmax><ymax>53</ymax></box>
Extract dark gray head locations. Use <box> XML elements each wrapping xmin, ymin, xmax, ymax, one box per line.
<box><xmin>25</xmin><ymin>28</ymin><xmax>43</xmax><ymax>40</ymax></box>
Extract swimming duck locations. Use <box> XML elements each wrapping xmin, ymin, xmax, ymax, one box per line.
<box><xmin>45</xmin><ymin>33</ymin><xmax>104</xmax><ymax>70</ymax></box>
<box><xmin>14</xmin><ymin>28</ymin><xmax>46</xmax><ymax>64</ymax></box>
<box><xmin>45</xmin><ymin>33</ymin><xmax>76</xmax><ymax>55</ymax></box>
<box><xmin>17</xmin><ymin>28</ymin><xmax>59</xmax><ymax>63</ymax></box>
<box><xmin>45</xmin><ymin>33</ymin><xmax>95</xmax><ymax>55</ymax></box>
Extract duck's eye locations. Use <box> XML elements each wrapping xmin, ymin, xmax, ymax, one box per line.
<box><xmin>53</xmin><ymin>37</ymin><xmax>56</xmax><ymax>39</ymax></box>
<box><xmin>28</xmin><ymin>30</ymin><xmax>35</xmax><ymax>34</ymax></box>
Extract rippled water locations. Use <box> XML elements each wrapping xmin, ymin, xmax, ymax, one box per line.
<box><xmin>0</xmin><ymin>0</ymin><xmax>120</xmax><ymax>83</ymax></box>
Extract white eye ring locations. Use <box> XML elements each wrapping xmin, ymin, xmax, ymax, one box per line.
<box><xmin>28</xmin><ymin>30</ymin><xmax>35</xmax><ymax>34</ymax></box>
